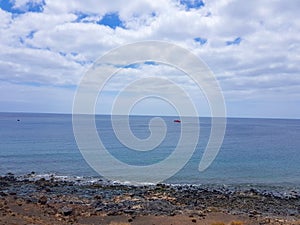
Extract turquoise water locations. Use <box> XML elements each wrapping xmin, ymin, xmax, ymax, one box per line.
<box><xmin>0</xmin><ymin>112</ymin><xmax>299</xmax><ymax>186</ymax></box>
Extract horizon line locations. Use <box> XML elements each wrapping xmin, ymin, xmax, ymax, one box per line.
<box><xmin>0</xmin><ymin>111</ymin><xmax>299</xmax><ymax>120</ymax></box>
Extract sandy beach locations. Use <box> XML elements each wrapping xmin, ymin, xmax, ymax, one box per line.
<box><xmin>0</xmin><ymin>174</ymin><xmax>299</xmax><ymax>225</ymax></box>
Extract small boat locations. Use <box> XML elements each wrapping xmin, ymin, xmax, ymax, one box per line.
<box><xmin>173</xmin><ymin>119</ymin><xmax>181</xmax><ymax>123</ymax></box>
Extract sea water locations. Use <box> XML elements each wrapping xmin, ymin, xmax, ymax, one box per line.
<box><xmin>0</xmin><ymin>112</ymin><xmax>299</xmax><ymax>188</ymax></box>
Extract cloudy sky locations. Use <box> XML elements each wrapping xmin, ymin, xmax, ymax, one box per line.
<box><xmin>0</xmin><ymin>0</ymin><xmax>299</xmax><ymax>118</ymax></box>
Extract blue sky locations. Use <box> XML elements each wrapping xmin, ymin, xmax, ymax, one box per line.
<box><xmin>0</xmin><ymin>0</ymin><xmax>299</xmax><ymax>118</ymax></box>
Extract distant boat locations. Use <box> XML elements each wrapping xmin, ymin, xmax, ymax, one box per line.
<box><xmin>173</xmin><ymin>119</ymin><xmax>181</xmax><ymax>123</ymax></box>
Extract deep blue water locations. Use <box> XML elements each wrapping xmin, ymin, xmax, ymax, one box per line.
<box><xmin>0</xmin><ymin>112</ymin><xmax>299</xmax><ymax>187</ymax></box>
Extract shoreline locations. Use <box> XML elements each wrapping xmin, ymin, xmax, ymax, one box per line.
<box><xmin>1</xmin><ymin>174</ymin><xmax>300</xmax><ymax>224</ymax></box>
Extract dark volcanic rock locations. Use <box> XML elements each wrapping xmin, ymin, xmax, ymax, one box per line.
<box><xmin>145</xmin><ymin>200</ymin><xmax>176</xmax><ymax>215</ymax></box>
<box><xmin>38</xmin><ymin>196</ymin><xmax>47</xmax><ymax>205</ymax></box>
<box><xmin>0</xmin><ymin>191</ymin><xmax>8</xmax><ymax>197</ymax></box>
<box><xmin>61</xmin><ymin>206</ymin><xmax>73</xmax><ymax>216</ymax></box>
<box><xmin>0</xmin><ymin>174</ymin><xmax>299</xmax><ymax>219</ymax></box>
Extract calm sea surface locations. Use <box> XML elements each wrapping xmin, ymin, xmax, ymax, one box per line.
<box><xmin>0</xmin><ymin>112</ymin><xmax>299</xmax><ymax>188</ymax></box>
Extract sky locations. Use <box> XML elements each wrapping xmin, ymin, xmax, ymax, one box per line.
<box><xmin>0</xmin><ymin>0</ymin><xmax>299</xmax><ymax>118</ymax></box>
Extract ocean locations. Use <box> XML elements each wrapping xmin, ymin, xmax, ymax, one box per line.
<box><xmin>0</xmin><ymin>112</ymin><xmax>299</xmax><ymax>189</ymax></box>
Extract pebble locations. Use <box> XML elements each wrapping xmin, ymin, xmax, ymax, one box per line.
<box><xmin>0</xmin><ymin>192</ymin><xmax>7</xmax><ymax>197</ymax></box>
<box><xmin>38</xmin><ymin>196</ymin><xmax>47</xmax><ymax>205</ymax></box>
<box><xmin>61</xmin><ymin>206</ymin><xmax>73</xmax><ymax>216</ymax></box>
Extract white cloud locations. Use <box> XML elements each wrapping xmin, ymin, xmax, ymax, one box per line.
<box><xmin>0</xmin><ymin>0</ymin><xmax>299</xmax><ymax>117</ymax></box>
<box><xmin>0</xmin><ymin>9</ymin><xmax>12</xmax><ymax>29</ymax></box>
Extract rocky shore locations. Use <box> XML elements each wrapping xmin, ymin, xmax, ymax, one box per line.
<box><xmin>0</xmin><ymin>173</ymin><xmax>300</xmax><ymax>225</ymax></box>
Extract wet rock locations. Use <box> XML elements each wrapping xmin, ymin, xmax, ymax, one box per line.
<box><xmin>123</xmin><ymin>209</ymin><xmax>135</xmax><ymax>215</ymax></box>
<box><xmin>38</xmin><ymin>178</ymin><xmax>46</xmax><ymax>182</ymax></box>
<box><xmin>95</xmin><ymin>207</ymin><xmax>103</xmax><ymax>212</ymax></box>
<box><xmin>0</xmin><ymin>192</ymin><xmax>7</xmax><ymax>197</ymax></box>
